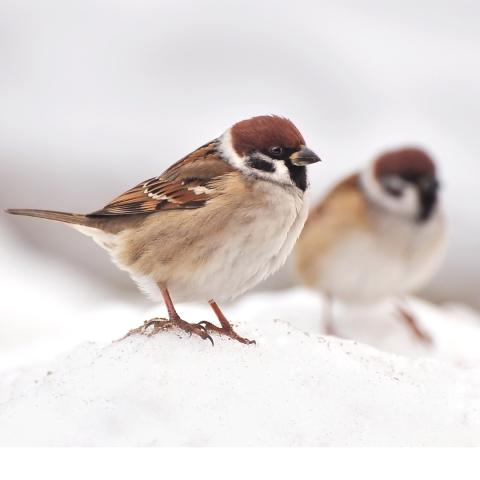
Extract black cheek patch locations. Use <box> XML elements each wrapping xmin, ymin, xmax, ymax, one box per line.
<box><xmin>247</xmin><ymin>156</ymin><xmax>276</xmax><ymax>173</ymax></box>
<box><xmin>384</xmin><ymin>186</ymin><xmax>403</xmax><ymax>197</ymax></box>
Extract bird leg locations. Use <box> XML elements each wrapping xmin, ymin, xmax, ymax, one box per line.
<box><xmin>323</xmin><ymin>292</ymin><xmax>338</xmax><ymax>336</ymax></box>
<box><xmin>197</xmin><ymin>300</ymin><xmax>255</xmax><ymax>345</ymax></box>
<box><xmin>396</xmin><ymin>300</ymin><xmax>432</xmax><ymax>344</ymax></box>
<box><xmin>117</xmin><ymin>286</ymin><xmax>214</xmax><ymax>345</ymax></box>
<box><xmin>115</xmin><ymin>318</ymin><xmax>172</xmax><ymax>341</ymax></box>
<box><xmin>145</xmin><ymin>286</ymin><xmax>214</xmax><ymax>345</ymax></box>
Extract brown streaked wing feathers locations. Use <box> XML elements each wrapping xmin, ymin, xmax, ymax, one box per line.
<box><xmin>87</xmin><ymin>141</ymin><xmax>235</xmax><ymax>216</ymax></box>
<box><xmin>305</xmin><ymin>174</ymin><xmax>362</xmax><ymax>226</ymax></box>
<box><xmin>295</xmin><ymin>173</ymin><xmax>370</xmax><ymax>288</ymax></box>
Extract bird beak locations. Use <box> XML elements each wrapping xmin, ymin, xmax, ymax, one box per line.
<box><xmin>290</xmin><ymin>146</ymin><xmax>321</xmax><ymax>166</ymax></box>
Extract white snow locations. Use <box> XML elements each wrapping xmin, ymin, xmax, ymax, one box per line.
<box><xmin>1</xmin><ymin>286</ymin><xmax>480</xmax><ymax>446</ymax></box>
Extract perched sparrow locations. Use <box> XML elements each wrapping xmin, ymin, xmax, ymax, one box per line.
<box><xmin>294</xmin><ymin>147</ymin><xmax>446</xmax><ymax>342</ymax></box>
<box><xmin>6</xmin><ymin>115</ymin><xmax>321</xmax><ymax>345</ymax></box>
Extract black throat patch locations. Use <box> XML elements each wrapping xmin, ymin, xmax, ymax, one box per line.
<box><xmin>284</xmin><ymin>161</ymin><xmax>308</xmax><ymax>191</ymax></box>
<box><xmin>418</xmin><ymin>189</ymin><xmax>438</xmax><ymax>222</ymax></box>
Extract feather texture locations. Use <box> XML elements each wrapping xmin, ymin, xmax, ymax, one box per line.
<box><xmin>88</xmin><ymin>141</ymin><xmax>234</xmax><ymax>216</ymax></box>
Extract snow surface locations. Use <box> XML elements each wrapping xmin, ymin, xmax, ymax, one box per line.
<box><xmin>1</xmin><ymin>287</ymin><xmax>480</xmax><ymax>447</ymax></box>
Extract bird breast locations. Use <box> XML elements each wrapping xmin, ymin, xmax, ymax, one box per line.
<box><xmin>310</xmin><ymin>208</ymin><xmax>446</xmax><ymax>303</ymax></box>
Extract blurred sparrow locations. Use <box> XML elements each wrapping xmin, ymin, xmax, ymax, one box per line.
<box><xmin>6</xmin><ymin>115</ymin><xmax>321</xmax><ymax>345</ymax></box>
<box><xmin>294</xmin><ymin>147</ymin><xmax>446</xmax><ymax>342</ymax></box>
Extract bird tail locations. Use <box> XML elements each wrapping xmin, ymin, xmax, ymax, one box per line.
<box><xmin>4</xmin><ymin>208</ymin><xmax>90</xmax><ymax>226</ymax></box>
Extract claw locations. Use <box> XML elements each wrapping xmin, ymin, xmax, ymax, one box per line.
<box><xmin>116</xmin><ymin>312</ymin><xmax>213</xmax><ymax>347</ymax></box>
<box><xmin>197</xmin><ymin>320</ymin><xmax>254</xmax><ymax>345</ymax></box>
<box><xmin>192</xmin><ymin>322</ymin><xmax>214</xmax><ymax>346</ymax></box>
<box><xmin>205</xmin><ymin>333</ymin><xmax>214</xmax><ymax>347</ymax></box>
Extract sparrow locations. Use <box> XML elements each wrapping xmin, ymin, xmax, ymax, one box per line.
<box><xmin>294</xmin><ymin>147</ymin><xmax>446</xmax><ymax>342</ymax></box>
<box><xmin>6</xmin><ymin>115</ymin><xmax>321</xmax><ymax>345</ymax></box>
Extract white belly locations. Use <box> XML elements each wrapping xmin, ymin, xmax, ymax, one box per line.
<box><xmin>317</xmin><ymin>211</ymin><xmax>446</xmax><ymax>303</ymax></box>
<box><xmin>122</xmin><ymin>183</ymin><xmax>309</xmax><ymax>303</ymax></box>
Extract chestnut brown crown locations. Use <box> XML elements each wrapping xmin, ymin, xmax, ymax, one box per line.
<box><xmin>374</xmin><ymin>148</ymin><xmax>436</xmax><ymax>182</ymax></box>
<box><xmin>230</xmin><ymin>115</ymin><xmax>306</xmax><ymax>157</ymax></box>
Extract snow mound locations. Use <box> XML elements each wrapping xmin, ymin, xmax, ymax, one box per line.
<box><xmin>1</xmin><ymin>312</ymin><xmax>480</xmax><ymax>447</ymax></box>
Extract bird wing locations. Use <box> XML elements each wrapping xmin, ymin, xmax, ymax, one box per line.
<box><xmin>87</xmin><ymin>141</ymin><xmax>235</xmax><ymax>216</ymax></box>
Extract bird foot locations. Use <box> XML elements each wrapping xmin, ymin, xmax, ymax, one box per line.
<box><xmin>171</xmin><ymin>316</ymin><xmax>214</xmax><ymax>346</ymax></box>
<box><xmin>143</xmin><ymin>318</ymin><xmax>175</xmax><ymax>336</ymax></box>
<box><xmin>115</xmin><ymin>317</ymin><xmax>169</xmax><ymax>342</ymax></box>
<box><xmin>116</xmin><ymin>317</ymin><xmax>214</xmax><ymax>346</ymax></box>
<box><xmin>197</xmin><ymin>321</ymin><xmax>255</xmax><ymax>345</ymax></box>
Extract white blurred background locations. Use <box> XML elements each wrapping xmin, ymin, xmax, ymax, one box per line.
<box><xmin>1</xmin><ymin>0</ymin><xmax>480</xmax><ymax>355</ymax></box>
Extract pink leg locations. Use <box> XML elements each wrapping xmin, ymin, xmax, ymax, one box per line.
<box><xmin>118</xmin><ymin>285</ymin><xmax>214</xmax><ymax>345</ymax></box>
<box><xmin>397</xmin><ymin>300</ymin><xmax>432</xmax><ymax>344</ymax></box>
<box><xmin>323</xmin><ymin>292</ymin><xmax>337</xmax><ymax>336</ymax></box>
<box><xmin>197</xmin><ymin>300</ymin><xmax>255</xmax><ymax>345</ymax></box>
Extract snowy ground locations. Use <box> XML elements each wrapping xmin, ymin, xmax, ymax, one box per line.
<box><xmin>1</xmin><ymin>283</ymin><xmax>480</xmax><ymax>446</ymax></box>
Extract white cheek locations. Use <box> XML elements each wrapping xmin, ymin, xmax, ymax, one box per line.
<box><xmin>374</xmin><ymin>182</ymin><xmax>419</xmax><ymax>217</ymax></box>
<box><xmin>217</xmin><ymin>129</ymin><xmax>295</xmax><ymax>187</ymax></box>
<box><xmin>261</xmin><ymin>156</ymin><xmax>293</xmax><ymax>185</ymax></box>
<box><xmin>360</xmin><ymin>166</ymin><xmax>419</xmax><ymax>218</ymax></box>
<box><xmin>243</xmin><ymin>154</ymin><xmax>295</xmax><ymax>186</ymax></box>
<box><xmin>216</xmin><ymin>128</ymin><xmax>244</xmax><ymax>169</ymax></box>
<box><xmin>392</xmin><ymin>185</ymin><xmax>418</xmax><ymax>216</ymax></box>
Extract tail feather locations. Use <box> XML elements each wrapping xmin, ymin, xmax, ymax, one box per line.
<box><xmin>4</xmin><ymin>208</ymin><xmax>90</xmax><ymax>226</ymax></box>
<box><xmin>5</xmin><ymin>208</ymin><xmax>151</xmax><ymax>234</ymax></box>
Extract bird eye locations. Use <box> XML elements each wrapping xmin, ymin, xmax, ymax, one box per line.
<box><xmin>268</xmin><ymin>146</ymin><xmax>283</xmax><ymax>156</ymax></box>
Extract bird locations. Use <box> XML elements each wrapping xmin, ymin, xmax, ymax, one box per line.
<box><xmin>6</xmin><ymin>115</ymin><xmax>321</xmax><ymax>345</ymax></box>
<box><xmin>294</xmin><ymin>147</ymin><xmax>447</xmax><ymax>342</ymax></box>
